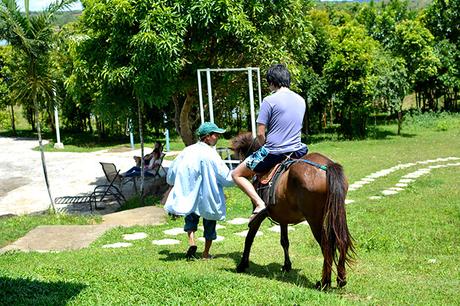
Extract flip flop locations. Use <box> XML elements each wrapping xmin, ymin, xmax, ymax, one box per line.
<box><xmin>185</xmin><ymin>245</ymin><xmax>197</xmax><ymax>260</ymax></box>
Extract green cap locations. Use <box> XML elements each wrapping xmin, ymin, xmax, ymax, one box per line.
<box><xmin>197</xmin><ymin>122</ymin><xmax>226</xmax><ymax>137</ymax></box>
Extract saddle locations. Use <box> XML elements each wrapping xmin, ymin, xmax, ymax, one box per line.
<box><xmin>253</xmin><ymin>158</ymin><xmax>296</xmax><ymax>207</ymax></box>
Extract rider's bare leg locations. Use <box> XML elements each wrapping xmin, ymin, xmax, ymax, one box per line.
<box><xmin>232</xmin><ymin>163</ymin><xmax>266</xmax><ymax>213</ymax></box>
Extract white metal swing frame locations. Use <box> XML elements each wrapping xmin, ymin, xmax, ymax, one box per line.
<box><xmin>196</xmin><ymin>67</ymin><xmax>262</xmax><ymax>169</ymax></box>
<box><xmin>197</xmin><ymin>67</ymin><xmax>262</xmax><ymax>138</ymax></box>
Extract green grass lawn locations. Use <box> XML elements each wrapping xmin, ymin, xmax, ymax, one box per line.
<box><xmin>0</xmin><ymin>114</ymin><xmax>459</xmax><ymax>305</ymax></box>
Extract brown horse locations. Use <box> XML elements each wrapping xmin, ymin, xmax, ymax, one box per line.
<box><xmin>231</xmin><ymin>133</ymin><xmax>355</xmax><ymax>290</ymax></box>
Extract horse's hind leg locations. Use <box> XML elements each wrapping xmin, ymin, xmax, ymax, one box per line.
<box><xmin>236</xmin><ymin>213</ymin><xmax>266</xmax><ymax>273</ymax></box>
<box><xmin>316</xmin><ymin>252</ymin><xmax>333</xmax><ymax>290</ymax></box>
<box><xmin>280</xmin><ymin>224</ymin><xmax>291</xmax><ymax>272</ymax></box>
<box><xmin>337</xmin><ymin>251</ymin><xmax>347</xmax><ymax>288</ymax></box>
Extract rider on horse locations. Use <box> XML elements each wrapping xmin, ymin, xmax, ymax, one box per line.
<box><xmin>231</xmin><ymin>64</ymin><xmax>308</xmax><ymax>223</ymax></box>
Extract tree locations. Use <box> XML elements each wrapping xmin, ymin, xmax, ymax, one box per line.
<box><xmin>373</xmin><ymin>52</ymin><xmax>409</xmax><ymax>135</ymax></box>
<box><xmin>323</xmin><ymin>23</ymin><xmax>380</xmax><ymax>139</ymax></box>
<box><xmin>423</xmin><ymin>0</ymin><xmax>459</xmax><ymax>44</ymax></box>
<box><xmin>393</xmin><ymin>19</ymin><xmax>440</xmax><ymax>110</ymax></box>
<box><xmin>0</xmin><ymin>0</ymin><xmax>75</xmax><ymax>212</ymax></box>
<box><xmin>73</xmin><ymin>0</ymin><xmax>187</xmax><ymax>196</ymax></box>
<box><xmin>301</xmin><ymin>8</ymin><xmax>333</xmax><ymax>134</ymax></box>
<box><xmin>0</xmin><ymin>45</ymin><xmax>15</xmax><ymax>133</ymax></box>
<box><xmin>357</xmin><ymin>0</ymin><xmax>415</xmax><ymax>50</ymax></box>
<box><xmin>76</xmin><ymin>0</ymin><xmax>315</xmax><ymax>148</ymax></box>
<box><xmin>422</xmin><ymin>0</ymin><xmax>460</xmax><ymax>110</ymax></box>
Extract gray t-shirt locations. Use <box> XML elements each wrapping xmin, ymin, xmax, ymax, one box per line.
<box><xmin>256</xmin><ymin>88</ymin><xmax>306</xmax><ymax>154</ymax></box>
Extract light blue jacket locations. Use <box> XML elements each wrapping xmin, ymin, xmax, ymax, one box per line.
<box><xmin>164</xmin><ymin>142</ymin><xmax>234</xmax><ymax>221</ymax></box>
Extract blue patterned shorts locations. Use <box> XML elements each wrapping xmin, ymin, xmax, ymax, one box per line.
<box><xmin>245</xmin><ymin>145</ymin><xmax>308</xmax><ymax>173</ymax></box>
<box><xmin>245</xmin><ymin>146</ymin><xmax>269</xmax><ymax>171</ymax></box>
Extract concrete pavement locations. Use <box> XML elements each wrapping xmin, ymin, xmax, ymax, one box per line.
<box><xmin>0</xmin><ymin>206</ymin><xmax>167</xmax><ymax>253</ymax></box>
<box><xmin>0</xmin><ymin>136</ymin><xmax>174</xmax><ymax>216</ymax></box>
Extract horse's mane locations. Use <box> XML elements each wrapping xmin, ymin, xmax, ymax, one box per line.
<box><xmin>231</xmin><ymin>132</ymin><xmax>261</xmax><ymax>159</ymax></box>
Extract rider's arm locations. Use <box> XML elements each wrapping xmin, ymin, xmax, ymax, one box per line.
<box><xmin>257</xmin><ymin>123</ymin><xmax>266</xmax><ymax>146</ymax></box>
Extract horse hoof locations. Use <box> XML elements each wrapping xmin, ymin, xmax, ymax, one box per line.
<box><xmin>281</xmin><ymin>264</ymin><xmax>291</xmax><ymax>272</ymax></box>
<box><xmin>236</xmin><ymin>262</ymin><xmax>249</xmax><ymax>273</ymax></box>
<box><xmin>337</xmin><ymin>278</ymin><xmax>347</xmax><ymax>288</ymax></box>
<box><xmin>315</xmin><ymin>281</ymin><xmax>331</xmax><ymax>291</ymax></box>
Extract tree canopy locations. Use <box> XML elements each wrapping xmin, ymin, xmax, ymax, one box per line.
<box><xmin>1</xmin><ymin>0</ymin><xmax>459</xmax><ymax>143</ymax></box>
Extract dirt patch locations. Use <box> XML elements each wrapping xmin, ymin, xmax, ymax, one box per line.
<box><xmin>107</xmin><ymin>146</ymin><xmax>134</xmax><ymax>153</ymax></box>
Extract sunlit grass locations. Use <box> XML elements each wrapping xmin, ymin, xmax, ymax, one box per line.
<box><xmin>0</xmin><ymin>114</ymin><xmax>459</xmax><ymax>304</ymax></box>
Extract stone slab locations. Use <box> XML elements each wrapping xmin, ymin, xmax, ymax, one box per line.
<box><xmin>1</xmin><ymin>206</ymin><xmax>166</xmax><ymax>253</ymax></box>
<box><xmin>1</xmin><ymin>225</ymin><xmax>112</xmax><ymax>253</ymax></box>
<box><xmin>102</xmin><ymin>206</ymin><xmax>166</xmax><ymax>227</ymax></box>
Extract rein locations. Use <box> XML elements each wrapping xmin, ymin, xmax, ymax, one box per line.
<box><xmin>295</xmin><ymin>159</ymin><xmax>328</xmax><ymax>171</ymax></box>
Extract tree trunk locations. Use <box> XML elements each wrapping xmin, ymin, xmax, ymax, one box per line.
<box><xmin>30</xmin><ymin>108</ymin><xmax>36</xmax><ymax>132</ymax></box>
<box><xmin>179</xmin><ymin>90</ymin><xmax>196</xmax><ymax>146</ymax></box>
<box><xmin>172</xmin><ymin>95</ymin><xmax>182</xmax><ymax>135</ymax></box>
<box><xmin>137</xmin><ymin>97</ymin><xmax>145</xmax><ymax>200</ymax></box>
<box><xmin>88</xmin><ymin>115</ymin><xmax>93</xmax><ymax>133</ymax></box>
<box><xmin>10</xmin><ymin>104</ymin><xmax>16</xmax><ymax>135</ymax></box>
<box><xmin>33</xmin><ymin>94</ymin><xmax>55</xmax><ymax>213</ymax></box>
<box><xmin>397</xmin><ymin>107</ymin><xmax>403</xmax><ymax>136</ymax></box>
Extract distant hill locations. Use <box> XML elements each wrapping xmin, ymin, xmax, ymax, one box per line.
<box><xmin>54</xmin><ymin>10</ymin><xmax>81</xmax><ymax>27</ymax></box>
<box><xmin>28</xmin><ymin>10</ymin><xmax>81</xmax><ymax>27</ymax></box>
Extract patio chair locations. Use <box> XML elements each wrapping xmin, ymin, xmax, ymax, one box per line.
<box><xmin>89</xmin><ymin>166</ymin><xmax>126</xmax><ymax>211</ymax></box>
<box><xmin>99</xmin><ymin>162</ymin><xmax>138</xmax><ymax>192</ymax></box>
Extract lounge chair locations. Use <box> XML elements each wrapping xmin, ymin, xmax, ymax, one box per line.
<box><xmin>89</xmin><ymin>164</ymin><xmax>130</xmax><ymax>211</ymax></box>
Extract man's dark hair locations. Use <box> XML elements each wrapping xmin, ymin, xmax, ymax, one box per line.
<box><xmin>266</xmin><ymin>64</ymin><xmax>290</xmax><ymax>88</ymax></box>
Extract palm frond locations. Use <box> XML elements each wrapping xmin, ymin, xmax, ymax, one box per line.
<box><xmin>45</xmin><ymin>0</ymin><xmax>77</xmax><ymax>16</ymax></box>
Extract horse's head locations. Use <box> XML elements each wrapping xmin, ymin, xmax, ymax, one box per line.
<box><xmin>231</xmin><ymin>132</ymin><xmax>261</xmax><ymax>160</ymax></box>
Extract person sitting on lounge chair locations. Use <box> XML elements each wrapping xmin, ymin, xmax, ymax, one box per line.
<box><xmin>123</xmin><ymin>149</ymin><xmax>162</xmax><ymax>177</ymax></box>
<box><xmin>133</xmin><ymin>141</ymin><xmax>163</xmax><ymax>167</ymax></box>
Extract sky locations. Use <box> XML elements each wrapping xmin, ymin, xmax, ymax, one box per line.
<box><xmin>21</xmin><ymin>0</ymin><xmax>82</xmax><ymax>11</ymax></box>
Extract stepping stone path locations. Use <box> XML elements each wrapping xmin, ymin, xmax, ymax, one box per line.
<box><xmin>349</xmin><ymin>157</ymin><xmax>459</xmax><ymax>191</ymax></box>
<box><xmin>123</xmin><ymin>232</ymin><xmax>148</xmax><ymax>240</ymax></box>
<box><xmin>377</xmin><ymin>161</ymin><xmax>460</xmax><ymax>197</ymax></box>
<box><xmin>103</xmin><ymin>242</ymin><xmax>132</xmax><ymax>248</ymax></box>
<box><xmin>269</xmin><ymin>225</ymin><xmax>295</xmax><ymax>233</ymax></box>
<box><xmin>152</xmin><ymin>239</ymin><xmax>181</xmax><ymax>245</ymax></box>
<box><xmin>344</xmin><ymin>157</ymin><xmax>460</xmax><ymax>202</ymax></box>
<box><xmin>198</xmin><ymin>236</ymin><xmax>225</xmax><ymax>242</ymax></box>
<box><xmin>235</xmin><ymin>230</ymin><xmax>263</xmax><ymax>237</ymax></box>
<box><xmin>163</xmin><ymin>227</ymin><xmax>185</xmax><ymax>235</ymax></box>
<box><xmin>227</xmin><ymin>218</ymin><xmax>249</xmax><ymax>225</ymax></box>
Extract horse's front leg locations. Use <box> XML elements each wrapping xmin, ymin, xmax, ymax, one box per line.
<box><xmin>236</xmin><ymin>213</ymin><xmax>266</xmax><ymax>273</ymax></box>
<box><xmin>280</xmin><ymin>224</ymin><xmax>292</xmax><ymax>272</ymax></box>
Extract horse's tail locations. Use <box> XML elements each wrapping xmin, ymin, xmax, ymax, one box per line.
<box><xmin>321</xmin><ymin>162</ymin><xmax>355</xmax><ymax>269</ymax></box>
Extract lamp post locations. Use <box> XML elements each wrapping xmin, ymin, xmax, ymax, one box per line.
<box><xmin>129</xmin><ymin>119</ymin><xmax>135</xmax><ymax>150</ymax></box>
